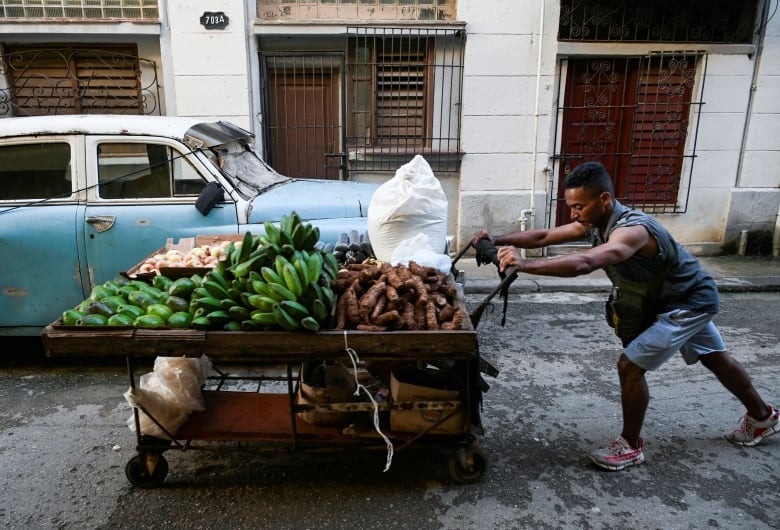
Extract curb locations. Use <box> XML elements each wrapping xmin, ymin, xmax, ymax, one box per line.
<box><xmin>457</xmin><ymin>265</ymin><xmax>780</xmax><ymax>295</ymax></box>
<box><xmin>462</xmin><ymin>279</ymin><xmax>780</xmax><ymax>295</ymax></box>
<box><xmin>462</xmin><ymin>277</ymin><xmax>780</xmax><ymax>295</ymax></box>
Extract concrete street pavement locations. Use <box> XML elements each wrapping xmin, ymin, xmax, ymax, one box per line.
<box><xmin>3</xmin><ymin>291</ymin><xmax>777</xmax><ymax>529</ymax></box>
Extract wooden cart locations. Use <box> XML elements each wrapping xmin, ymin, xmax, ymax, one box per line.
<box><xmin>42</xmin><ymin>312</ymin><xmax>488</xmax><ymax>487</ymax></box>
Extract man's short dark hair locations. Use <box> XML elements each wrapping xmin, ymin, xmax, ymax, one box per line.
<box><xmin>563</xmin><ymin>161</ymin><xmax>614</xmax><ymax>196</ymax></box>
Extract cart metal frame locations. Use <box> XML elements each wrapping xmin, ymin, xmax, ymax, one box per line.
<box><xmin>43</xmin><ymin>305</ymin><xmax>489</xmax><ymax>486</ymax></box>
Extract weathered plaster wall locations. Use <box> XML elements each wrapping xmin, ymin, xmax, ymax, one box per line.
<box><xmin>165</xmin><ymin>0</ymin><xmax>252</xmax><ymax>128</ymax></box>
<box><xmin>456</xmin><ymin>0</ymin><xmax>556</xmax><ymax>249</ymax></box>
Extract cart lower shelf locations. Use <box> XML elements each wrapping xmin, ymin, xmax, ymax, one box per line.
<box><xmin>129</xmin><ymin>389</ymin><xmax>486</xmax><ymax>487</ymax></box>
<box><xmin>168</xmin><ymin>390</ymin><xmax>470</xmax><ymax>445</ymax></box>
<box><xmin>177</xmin><ymin>391</ymin><xmax>412</xmax><ymax>444</ymax></box>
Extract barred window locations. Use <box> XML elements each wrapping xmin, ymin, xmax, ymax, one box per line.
<box><xmin>559</xmin><ymin>0</ymin><xmax>758</xmax><ymax>44</ymax></box>
<box><xmin>1</xmin><ymin>45</ymin><xmax>161</xmax><ymax>116</ymax></box>
<box><xmin>349</xmin><ymin>35</ymin><xmax>430</xmax><ymax>149</ymax></box>
<box><xmin>346</xmin><ymin>26</ymin><xmax>464</xmax><ymax>172</ymax></box>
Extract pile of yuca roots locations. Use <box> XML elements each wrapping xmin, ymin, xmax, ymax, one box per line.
<box><xmin>331</xmin><ymin>261</ymin><xmax>463</xmax><ymax>331</ymax></box>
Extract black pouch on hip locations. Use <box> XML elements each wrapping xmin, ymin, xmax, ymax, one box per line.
<box><xmin>605</xmin><ymin>285</ymin><xmax>657</xmax><ymax>347</ymax></box>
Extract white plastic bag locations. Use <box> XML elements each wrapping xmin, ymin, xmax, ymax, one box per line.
<box><xmin>391</xmin><ymin>233</ymin><xmax>452</xmax><ymax>273</ymax></box>
<box><xmin>367</xmin><ymin>155</ymin><xmax>448</xmax><ymax>262</ymax></box>
<box><xmin>124</xmin><ymin>355</ymin><xmax>212</xmax><ymax>438</ymax></box>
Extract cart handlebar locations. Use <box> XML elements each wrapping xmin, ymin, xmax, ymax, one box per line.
<box><xmin>469</xmin><ymin>265</ymin><xmax>518</xmax><ymax>327</ymax></box>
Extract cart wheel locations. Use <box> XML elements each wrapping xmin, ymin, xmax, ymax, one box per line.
<box><xmin>448</xmin><ymin>447</ymin><xmax>486</xmax><ymax>484</ymax></box>
<box><xmin>125</xmin><ymin>454</ymin><xmax>168</xmax><ymax>488</ymax></box>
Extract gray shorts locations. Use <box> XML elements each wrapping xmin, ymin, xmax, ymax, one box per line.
<box><xmin>624</xmin><ymin>309</ymin><xmax>726</xmax><ymax>371</ymax></box>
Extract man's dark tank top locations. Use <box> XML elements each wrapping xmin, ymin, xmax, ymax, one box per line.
<box><xmin>587</xmin><ymin>200</ymin><xmax>719</xmax><ymax>314</ymax></box>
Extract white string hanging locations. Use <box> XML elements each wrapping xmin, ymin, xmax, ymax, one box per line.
<box><xmin>343</xmin><ymin>330</ymin><xmax>394</xmax><ymax>472</ymax></box>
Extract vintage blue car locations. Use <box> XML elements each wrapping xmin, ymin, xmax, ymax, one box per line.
<box><xmin>0</xmin><ymin>115</ymin><xmax>379</xmax><ymax>335</ymax></box>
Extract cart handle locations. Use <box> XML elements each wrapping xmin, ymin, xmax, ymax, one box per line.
<box><xmin>469</xmin><ymin>265</ymin><xmax>518</xmax><ymax>327</ymax></box>
<box><xmin>450</xmin><ymin>240</ymin><xmax>472</xmax><ymax>274</ymax></box>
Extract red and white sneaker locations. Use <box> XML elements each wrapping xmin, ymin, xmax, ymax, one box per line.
<box><xmin>725</xmin><ymin>406</ymin><xmax>780</xmax><ymax>447</ymax></box>
<box><xmin>589</xmin><ymin>436</ymin><xmax>645</xmax><ymax>471</ymax></box>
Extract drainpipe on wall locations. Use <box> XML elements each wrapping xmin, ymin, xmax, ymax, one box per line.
<box><xmin>157</xmin><ymin>0</ymin><xmax>176</xmax><ymax>115</ymax></box>
<box><xmin>519</xmin><ymin>208</ymin><xmax>534</xmax><ymax>258</ymax></box>
<box><xmin>735</xmin><ymin>0</ymin><xmax>770</xmax><ymax>188</ymax></box>
<box><xmin>731</xmin><ymin>1</ymin><xmax>771</xmax><ymax>255</ymax></box>
<box><xmin>738</xmin><ymin>230</ymin><xmax>750</xmax><ymax>256</ymax></box>
<box><xmin>518</xmin><ymin>0</ymin><xmax>547</xmax><ymax>254</ymax></box>
<box><xmin>243</xmin><ymin>0</ymin><xmax>261</xmax><ymax>137</ymax></box>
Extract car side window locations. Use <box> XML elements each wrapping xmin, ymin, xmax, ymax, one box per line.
<box><xmin>97</xmin><ymin>142</ymin><xmax>207</xmax><ymax>199</ymax></box>
<box><xmin>0</xmin><ymin>142</ymin><xmax>72</xmax><ymax>200</ymax></box>
<box><xmin>172</xmin><ymin>153</ymin><xmax>208</xmax><ymax>197</ymax></box>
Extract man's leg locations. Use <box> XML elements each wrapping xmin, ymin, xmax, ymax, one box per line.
<box><xmin>699</xmin><ymin>350</ymin><xmax>779</xmax><ymax>446</ymax></box>
<box><xmin>617</xmin><ymin>353</ymin><xmax>648</xmax><ymax>448</ymax></box>
<box><xmin>698</xmin><ymin>350</ymin><xmax>770</xmax><ymax>420</ymax></box>
<box><xmin>588</xmin><ymin>353</ymin><xmax>648</xmax><ymax>470</ymax></box>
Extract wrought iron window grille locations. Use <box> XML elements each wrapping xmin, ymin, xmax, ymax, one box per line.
<box><xmin>558</xmin><ymin>0</ymin><xmax>759</xmax><ymax>44</ymax></box>
<box><xmin>260</xmin><ymin>27</ymin><xmax>465</xmax><ymax>178</ymax></box>
<box><xmin>0</xmin><ymin>47</ymin><xmax>161</xmax><ymax>117</ymax></box>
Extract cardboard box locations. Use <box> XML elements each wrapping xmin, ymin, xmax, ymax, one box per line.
<box><xmin>389</xmin><ymin>370</ymin><xmax>466</xmax><ymax>435</ymax></box>
<box><xmin>296</xmin><ymin>361</ymin><xmax>356</xmax><ymax>427</ymax></box>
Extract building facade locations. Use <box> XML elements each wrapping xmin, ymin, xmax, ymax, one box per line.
<box><xmin>1</xmin><ymin>0</ymin><xmax>778</xmax><ymax>255</ymax></box>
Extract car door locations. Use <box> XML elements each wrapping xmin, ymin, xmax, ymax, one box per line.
<box><xmin>0</xmin><ymin>136</ymin><xmax>86</xmax><ymax>331</ymax></box>
<box><xmin>83</xmin><ymin>135</ymin><xmax>240</xmax><ymax>288</ymax></box>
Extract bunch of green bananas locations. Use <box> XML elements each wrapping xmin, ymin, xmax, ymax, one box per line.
<box><xmin>242</xmin><ymin>249</ymin><xmax>339</xmax><ymax>332</ymax></box>
<box><xmin>185</xmin><ymin>212</ymin><xmax>340</xmax><ymax>332</ymax></box>
<box><xmin>259</xmin><ymin>211</ymin><xmax>321</xmax><ymax>253</ymax></box>
<box><xmin>206</xmin><ymin>212</ymin><xmax>321</xmax><ymax>281</ymax></box>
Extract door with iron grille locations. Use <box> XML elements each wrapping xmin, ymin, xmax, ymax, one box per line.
<box><xmin>262</xmin><ymin>55</ymin><xmax>344</xmax><ymax>180</ymax></box>
<box><xmin>555</xmin><ymin>54</ymin><xmax>701</xmax><ymax>225</ymax></box>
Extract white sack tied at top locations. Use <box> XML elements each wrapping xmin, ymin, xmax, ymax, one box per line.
<box><xmin>367</xmin><ymin>155</ymin><xmax>448</xmax><ymax>262</ymax></box>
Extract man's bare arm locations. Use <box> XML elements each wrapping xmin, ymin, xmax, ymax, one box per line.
<box><xmin>498</xmin><ymin>225</ymin><xmax>649</xmax><ymax>277</ymax></box>
<box><xmin>491</xmin><ymin>222</ymin><xmax>587</xmax><ymax>249</ymax></box>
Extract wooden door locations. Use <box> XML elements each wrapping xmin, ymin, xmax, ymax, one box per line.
<box><xmin>266</xmin><ymin>72</ymin><xmax>341</xmax><ymax>180</ymax></box>
<box><xmin>556</xmin><ymin>58</ymin><xmax>635</xmax><ymax>224</ymax></box>
<box><xmin>556</xmin><ymin>56</ymin><xmax>696</xmax><ymax>225</ymax></box>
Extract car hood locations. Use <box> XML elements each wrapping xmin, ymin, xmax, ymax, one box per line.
<box><xmin>247</xmin><ymin>179</ymin><xmax>380</xmax><ymax>223</ymax></box>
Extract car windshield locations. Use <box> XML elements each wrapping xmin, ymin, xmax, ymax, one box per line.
<box><xmin>209</xmin><ymin>141</ymin><xmax>289</xmax><ymax>198</ymax></box>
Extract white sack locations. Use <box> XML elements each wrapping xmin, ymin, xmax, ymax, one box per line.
<box><xmin>125</xmin><ymin>355</ymin><xmax>212</xmax><ymax>438</ymax></box>
<box><xmin>367</xmin><ymin>155</ymin><xmax>447</xmax><ymax>262</ymax></box>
